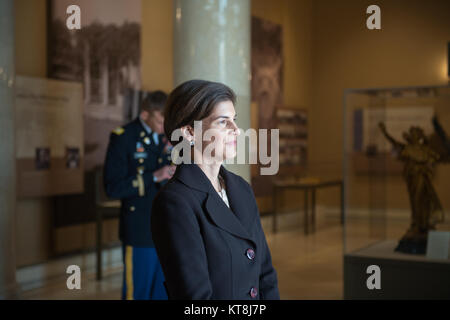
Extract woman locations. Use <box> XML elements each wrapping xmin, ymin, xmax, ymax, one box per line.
<box><xmin>151</xmin><ymin>80</ymin><xmax>279</xmax><ymax>300</ymax></box>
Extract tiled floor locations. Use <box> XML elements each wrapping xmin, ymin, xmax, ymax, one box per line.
<box><xmin>16</xmin><ymin>209</ymin><xmax>414</xmax><ymax>300</ymax></box>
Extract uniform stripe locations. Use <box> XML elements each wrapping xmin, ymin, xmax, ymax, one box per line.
<box><xmin>125</xmin><ymin>245</ymin><xmax>134</xmax><ymax>300</ymax></box>
<box><xmin>137</xmin><ymin>174</ymin><xmax>145</xmax><ymax>196</ymax></box>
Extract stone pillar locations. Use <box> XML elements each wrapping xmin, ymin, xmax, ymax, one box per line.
<box><xmin>173</xmin><ymin>0</ymin><xmax>251</xmax><ymax>182</ymax></box>
<box><xmin>0</xmin><ymin>0</ymin><xmax>18</xmax><ymax>299</ymax></box>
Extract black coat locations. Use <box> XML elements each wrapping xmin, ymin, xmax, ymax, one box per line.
<box><xmin>103</xmin><ymin>118</ymin><xmax>171</xmax><ymax>247</ymax></box>
<box><xmin>151</xmin><ymin>163</ymin><xmax>280</xmax><ymax>300</ymax></box>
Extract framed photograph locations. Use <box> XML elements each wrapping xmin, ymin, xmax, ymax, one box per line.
<box><xmin>66</xmin><ymin>147</ymin><xmax>80</xmax><ymax>169</ymax></box>
<box><xmin>35</xmin><ymin>147</ymin><xmax>51</xmax><ymax>170</ymax></box>
<box><xmin>48</xmin><ymin>0</ymin><xmax>142</xmax><ymax>171</ymax></box>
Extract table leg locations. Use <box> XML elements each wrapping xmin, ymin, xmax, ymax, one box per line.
<box><xmin>312</xmin><ymin>188</ymin><xmax>316</xmax><ymax>233</ymax></box>
<box><xmin>304</xmin><ymin>189</ymin><xmax>309</xmax><ymax>235</ymax></box>
<box><xmin>340</xmin><ymin>182</ymin><xmax>345</xmax><ymax>225</ymax></box>
<box><xmin>96</xmin><ymin>208</ymin><xmax>102</xmax><ymax>281</ymax></box>
<box><xmin>273</xmin><ymin>187</ymin><xmax>278</xmax><ymax>233</ymax></box>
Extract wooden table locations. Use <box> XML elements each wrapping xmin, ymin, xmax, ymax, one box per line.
<box><xmin>272</xmin><ymin>178</ymin><xmax>344</xmax><ymax>234</ymax></box>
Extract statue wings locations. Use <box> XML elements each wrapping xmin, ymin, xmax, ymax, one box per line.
<box><xmin>429</xmin><ymin>117</ymin><xmax>450</xmax><ymax>163</ymax></box>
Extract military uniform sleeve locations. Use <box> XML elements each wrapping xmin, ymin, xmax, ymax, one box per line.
<box><xmin>141</xmin><ymin>139</ymin><xmax>172</xmax><ymax>188</ymax></box>
<box><xmin>151</xmin><ymin>190</ymin><xmax>213</xmax><ymax>299</ymax></box>
<box><xmin>104</xmin><ymin>131</ymin><xmax>143</xmax><ymax>199</ymax></box>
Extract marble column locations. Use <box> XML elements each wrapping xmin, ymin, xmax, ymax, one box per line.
<box><xmin>0</xmin><ymin>0</ymin><xmax>18</xmax><ymax>299</ymax></box>
<box><xmin>173</xmin><ymin>0</ymin><xmax>251</xmax><ymax>182</ymax></box>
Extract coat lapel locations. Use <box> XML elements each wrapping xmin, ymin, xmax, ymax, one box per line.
<box><xmin>205</xmin><ymin>192</ymin><xmax>256</xmax><ymax>246</ymax></box>
<box><xmin>219</xmin><ymin>165</ymin><xmax>257</xmax><ymax>230</ymax></box>
<box><xmin>175</xmin><ymin>163</ymin><xmax>256</xmax><ymax>245</ymax></box>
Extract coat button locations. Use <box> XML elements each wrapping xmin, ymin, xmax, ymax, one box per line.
<box><xmin>250</xmin><ymin>287</ymin><xmax>258</xmax><ymax>298</ymax></box>
<box><xmin>246</xmin><ymin>248</ymin><xmax>255</xmax><ymax>260</ymax></box>
<box><xmin>130</xmin><ymin>206</ymin><xmax>135</xmax><ymax>212</ymax></box>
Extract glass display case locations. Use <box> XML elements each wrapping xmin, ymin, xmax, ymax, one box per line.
<box><xmin>343</xmin><ymin>84</ymin><xmax>450</xmax><ymax>299</ymax></box>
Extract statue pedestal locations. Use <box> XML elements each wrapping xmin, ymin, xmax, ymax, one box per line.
<box><xmin>395</xmin><ymin>238</ymin><xmax>427</xmax><ymax>254</ymax></box>
<box><xmin>395</xmin><ymin>231</ymin><xmax>428</xmax><ymax>254</ymax></box>
<box><xmin>344</xmin><ymin>240</ymin><xmax>450</xmax><ymax>299</ymax></box>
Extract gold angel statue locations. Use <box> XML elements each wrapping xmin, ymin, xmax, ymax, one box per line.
<box><xmin>378</xmin><ymin>116</ymin><xmax>449</xmax><ymax>254</ymax></box>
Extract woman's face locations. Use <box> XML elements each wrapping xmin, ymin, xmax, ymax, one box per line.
<box><xmin>197</xmin><ymin>100</ymin><xmax>240</xmax><ymax>163</ymax></box>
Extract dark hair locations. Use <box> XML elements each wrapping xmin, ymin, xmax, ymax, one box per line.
<box><xmin>141</xmin><ymin>90</ymin><xmax>168</xmax><ymax>114</ymax></box>
<box><xmin>164</xmin><ymin>80</ymin><xmax>236</xmax><ymax>145</ymax></box>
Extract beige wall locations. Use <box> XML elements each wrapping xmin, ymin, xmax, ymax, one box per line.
<box><xmin>311</xmin><ymin>0</ymin><xmax>450</xmax><ymax>213</ymax></box>
<box><xmin>15</xmin><ymin>0</ymin><xmax>47</xmax><ymax>77</ymax></box>
<box><xmin>141</xmin><ymin>0</ymin><xmax>174</xmax><ymax>92</ymax></box>
<box><xmin>311</xmin><ymin>0</ymin><xmax>449</xmax><ymax>164</ymax></box>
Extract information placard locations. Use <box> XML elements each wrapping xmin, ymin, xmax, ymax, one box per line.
<box><xmin>15</xmin><ymin>75</ymin><xmax>84</xmax><ymax>197</ymax></box>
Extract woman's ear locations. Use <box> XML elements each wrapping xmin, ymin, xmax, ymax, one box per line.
<box><xmin>180</xmin><ymin>125</ymin><xmax>194</xmax><ymax>141</ymax></box>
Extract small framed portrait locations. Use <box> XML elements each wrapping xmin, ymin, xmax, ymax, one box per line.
<box><xmin>66</xmin><ymin>147</ymin><xmax>80</xmax><ymax>169</ymax></box>
<box><xmin>35</xmin><ymin>147</ymin><xmax>51</xmax><ymax>170</ymax></box>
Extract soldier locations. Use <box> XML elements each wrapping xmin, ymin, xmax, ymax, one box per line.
<box><xmin>104</xmin><ymin>90</ymin><xmax>175</xmax><ymax>300</ymax></box>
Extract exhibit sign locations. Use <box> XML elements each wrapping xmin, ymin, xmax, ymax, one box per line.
<box><xmin>15</xmin><ymin>75</ymin><xmax>84</xmax><ymax>197</ymax></box>
<box><xmin>276</xmin><ymin>108</ymin><xmax>307</xmax><ymax>166</ymax></box>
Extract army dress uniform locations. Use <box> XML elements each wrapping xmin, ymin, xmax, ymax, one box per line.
<box><xmin>104</xmin><ymin>117</ymin><xmax>171</xmax><ymax>300</ymax></box>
